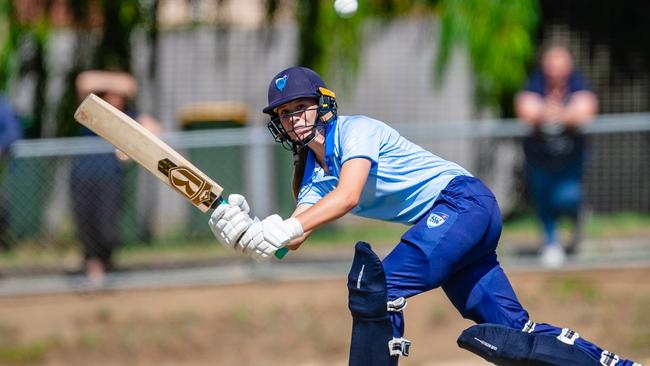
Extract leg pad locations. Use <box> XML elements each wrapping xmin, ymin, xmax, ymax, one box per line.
<box><xmin>348</xmin><ymin>242</ymin><xmax>410</xmax><ymax>366</ymax></box>
<box><xmin>457</xmin><ymin>324</ymin><xmax>600</xmax><ymax>366</ymax></box>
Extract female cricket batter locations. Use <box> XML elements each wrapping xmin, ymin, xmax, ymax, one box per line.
<box><xmin>209</xmin><ymin>67</ymin><xmax>639</xmax><ymax>366</ymax></box>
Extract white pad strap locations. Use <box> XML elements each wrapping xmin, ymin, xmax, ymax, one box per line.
<box><xmin>387</xmin><ymin>297</ymin><xmax>407</xmax><ymax>312</ymax></box>
<box><xmin>557</xmin><ymin>328</ymin><xmax>580</xmax><ymax>345</ymax></box>
<box><xmin>522</xmin><ymin>320</ymin><xmax>536</xmax><ymax>333</ymax></box>
<box><xmin>388</xmin><ymin>337</ymin><xmax>411</xmax><ymax>357</ymax></box>
<box><xmin>600</xmin><ymin>351</ymin><xmax>620</xmax><ymax>366</ymax></box>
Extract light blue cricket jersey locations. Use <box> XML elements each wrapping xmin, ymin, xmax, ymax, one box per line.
<box><xmin>297</xmin><ymin>115</ymin><xmax>472</xmax><ymax>224</ymax></box>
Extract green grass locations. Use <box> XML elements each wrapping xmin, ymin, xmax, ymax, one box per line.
<box><xmin>0</xmin><ymin>325</ymin><xmax>50</xmax><ymax>364</ymax></box>
<box><xmin>0</xmin><ymin>343</ymin><xmax>47</xmax><ymax>363</ymax></box>
<box><xmin>1</xmin><ymin>212</ymin><xmax>649</xmax><ymax>270</ymax></box>
<box><xmin>545</xmin><ymin>276</ymin><xmax>600</xmax><ymax>303</ymax></box>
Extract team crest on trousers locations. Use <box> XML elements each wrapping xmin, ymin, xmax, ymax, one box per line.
<box><xmin>426</xmin><ymin>212</ymin><xmax>448</xmax><ymax>228</ymax></box>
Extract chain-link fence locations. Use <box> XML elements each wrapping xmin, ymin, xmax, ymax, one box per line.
<box><xmin>0</xmin><ymin>113</ymin><xmax>648</xmax><ymax>277</ymax></box>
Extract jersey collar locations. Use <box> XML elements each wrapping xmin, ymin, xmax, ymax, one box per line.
<box><xmin>301</xmin><ymin>117</ymin><xmax>339</xmax><ymax>184</ymax></box>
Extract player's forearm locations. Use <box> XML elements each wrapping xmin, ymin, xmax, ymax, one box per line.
<box><xmin>295</xmin><ymin>189</ymin><xmax>359</xmax><ymax>233</ymax></box>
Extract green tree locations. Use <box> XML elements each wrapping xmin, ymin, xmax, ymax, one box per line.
<box><xmin>0</xmin><ymin>0</ymin><xmax>157</xmax><ymax>137</ymax></box>
<box><xmin>269</xmin><ymin>0</ymin><xmax>539</xmax><ymax>117</ymax></box>
<box><xmin>0</xmin><ymin>0</ymin><xmax>51</xmax><ymax>137</ymax></box>
<box><xmin>57</xmin><ymin>0</ymin><xmax>155</xmax><ymax>137</ymax></box>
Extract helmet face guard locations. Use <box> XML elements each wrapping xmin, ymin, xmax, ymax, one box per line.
<box><xmin>266</xmin><ymin>87</ymin><xmax>337</xmax><ymax>151</ymax></box>
<box><xmin>263</xmin><ymin>67</ymin><xmax>337</xmax><ymax>152</ymax></box>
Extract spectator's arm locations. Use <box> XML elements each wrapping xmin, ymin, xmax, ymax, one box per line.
<box><xmin>115</xmin><ymin>113</ymin><xmax>163</xmax><ymax>161</ymax></box>
<box><xmin>136</xmin><ymin>113</ymin><xmax>163</xmax><ymax>135</ymax></box>
<box><xmin>515</xmin><ymin>91</ymin><xmax>545</xmax><ymax>126</ymax></box>
<box><xmin>561</xmin><ymin>91</ymin><xmax>598</xmax><ymax>127</ymax></box>
<box><xmin>76</xmin><ymin>71</ymin><xmax>137</xmax><ymax>99</ymax></box>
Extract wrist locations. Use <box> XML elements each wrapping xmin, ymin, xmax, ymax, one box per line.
<box><xmin>284</xmin><ymin>217</ymin><xmax>304</xmax><ymax>238</ymax></box>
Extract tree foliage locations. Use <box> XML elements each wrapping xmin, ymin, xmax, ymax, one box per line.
<box><xmin>277</xmin><ymin>0</ymin><xmax>539</xmax><ymax>117</ymax></box>
<box><xmin>0</xmin><ymin>0</ymin><xmax>158</xmax><ymax>137</ymax></box>
<box><xmin>56</xmin><ymin>0</ymin><xmax>152</xmax><ymax>137</ymax></box>
<box><xmin>1</xmin><ymin>0</ymin><xmax>541</xmax><ymax>138</ymax></box>
<box><xmin>436</xmin><ymin>0</ymin><xmax>538</xmax><ymax>116</ymax></box>
<box><xmin>0</xmin><ymin>0</ymin><xmax>51</xmax><ymax>137</ymax></box>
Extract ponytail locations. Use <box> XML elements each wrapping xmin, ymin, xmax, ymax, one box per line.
<box><xmin>291</xmin><ymin>148</ymin><xmax>309</xmax><ymax>200</ymax></box>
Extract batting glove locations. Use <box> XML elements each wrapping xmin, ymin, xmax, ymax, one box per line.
<box><xmin>238</xmin><ymin>215</ymin><xmax>304</xmax><ymax>260</ymax></box>
<box><xmin>208</xmin><ymin>194</ymin><xmax>253</xmax><ymax>249</ymax></box>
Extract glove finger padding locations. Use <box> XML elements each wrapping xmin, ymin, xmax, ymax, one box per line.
<box><xmin>238</xmin><ymin>218</ymin><xmax>262</xmax><ymax>253</ymax></box>
<box><xmin>216</xmin><ymin>213</ymin><xmax>251</xmax><ymax>247</ymax></box>
<box><xmin>252</xmin><ymin>242</ymin><xmax>275</xmax><ymax>261</ymax></box>
<box><xmin>227</xmin><ymin>194</ymin><xmax>250</xmax><ymax>213</ymax></box>
<box><xmin>209</xmin><ymin>201</ymin><xmax>254</xmax><ymax>249</ymax></box>
<box><xmin>210</xmin><ymin>202</ymin><xmax>229</xmax><ymax>222</ymax></box>
<box><xmin>222</xmin><ymin>205</ymin><xmax>246</xmax><ymax>221</ymax></box>
<box><xmin>244</xmin><ymin>231</ymin><xmax>265</xmax><ymax>254</ymax></box>
<box><xmin>230</xmin><ymin>218</ymin><xmax>251</xmax><ymax>242</ymax></box>
<box><xmin>238</xmin><ymin>215</ymin><xmax>304</xmax><ymax>260</ymax></box>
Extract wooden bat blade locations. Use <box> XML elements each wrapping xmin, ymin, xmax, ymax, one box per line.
<box><xmin>74</xmin><ymin>93</ymin><xmax>223</xmax><ymax>212</ymax></box>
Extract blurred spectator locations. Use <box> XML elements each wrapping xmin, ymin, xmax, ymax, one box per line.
<box><xmin>0</xmin><ymin>95</ymin><xmax>23</xmax><ymax>250</ymax></box>
<box><xmin>72</xmin><ymin>70</ymin><xmax>161</xmax><ymax>288</ymax></box>
<box><xmin>515</xmin><ymin>45</ymin><xmax>598</xmax><ymax>268</ymax></box>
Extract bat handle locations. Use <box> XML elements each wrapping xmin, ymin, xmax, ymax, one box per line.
<box><xmin>274</xmin><ymin>247</ymin><xmax>289</xmax><ymax>259</ymax></box>
<box><xmin>217</xmin><ymin>198</ymin><xmax>287</xmax><ymax>261</ymax></box>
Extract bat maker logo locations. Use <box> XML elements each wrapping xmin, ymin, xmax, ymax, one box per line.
<box><xmin>158</xmin><ymin>158</ymin><xmax>216</xmax><ymax>207</ymax></box>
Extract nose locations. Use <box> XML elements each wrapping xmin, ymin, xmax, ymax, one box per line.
<box><xmin>290</xmin><ymin>112</ymin><xmax>306</xmax><ymax>128</ymax></box>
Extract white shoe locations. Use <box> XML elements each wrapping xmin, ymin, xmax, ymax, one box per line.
<box><xmin>541</xmin><ymin>244</ymin><xmax>566</xmax><ymax>268</ymax></box>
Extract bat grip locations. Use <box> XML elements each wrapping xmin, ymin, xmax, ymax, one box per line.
<box><xmin>274</xmin><ymin>247</ymin><xmax>289</xmax><ymax>259</ymax></box>
<box><xmin>217</xmin><ymin>198</ymin><xmax>287</xmax><ymax>261</ymax></box>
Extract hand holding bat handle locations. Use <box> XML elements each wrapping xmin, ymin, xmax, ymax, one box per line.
<box><xmin>215</xmin><ymin>195</ymin><xmax>289</xmax><ymax>260</ymax></box>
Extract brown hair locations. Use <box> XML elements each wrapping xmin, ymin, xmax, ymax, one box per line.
<box><xmin>291</xmin><ymin>147</ymin><xmax>309</xmax><ymax>200</ymax></box>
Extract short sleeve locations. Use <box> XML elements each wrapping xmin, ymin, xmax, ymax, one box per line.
<box><xmin>339</xmin><ymin>117</ymin><xmax>381</xmax><ymax>165</ymax></box>
<box><xmin>568</xmin><ymin>72</ymin><xmax>592</xmax><ymax>93</ymax></box>
<box><xmin>297</xmin><ymin>180</ymin><xmax>329</xmax><ymax>205</ymax></box>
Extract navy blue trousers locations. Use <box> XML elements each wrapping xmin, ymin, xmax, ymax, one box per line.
<box><xmin>526</xmin><ymin>158</ymin><xmax>583</xmax><ymax>246</ymax></box>
<box><xmin>382</xmin><ymin>176</ymin><xmax>631</xmax><ymax>364</ymax></box>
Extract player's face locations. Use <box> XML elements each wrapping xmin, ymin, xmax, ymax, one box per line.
<box><xmin>276</xmin><ymin>98</ymin><xmax>319</xmax><ymax>142</ymax></box>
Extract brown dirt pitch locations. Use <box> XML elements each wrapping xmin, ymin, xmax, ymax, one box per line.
<box><xmin>0</xmin><ymin>266</ymin><xmax>649</xmax><ymax>366</ymax></box>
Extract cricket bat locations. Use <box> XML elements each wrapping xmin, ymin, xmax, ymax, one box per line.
<box><xmin>74</xmin><ymin>93</ymin><xmax>288</xmax><ymax>259</ymax></box>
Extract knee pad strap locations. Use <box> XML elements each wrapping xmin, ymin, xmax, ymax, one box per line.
<box><xmin>387</xmin><ymin>297</ymin><xmax>407</xmax><ymax>312</ymax></box>
<box><xmin>389</xmin><ymin>338</ymin><xmax>411</xmax><ymax>357</ymax></box>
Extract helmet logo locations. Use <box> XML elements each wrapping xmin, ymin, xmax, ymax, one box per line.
<box><xmin>275</xmin><ymin>75</ymin><xmax>288</xmax><ymax>91</ymax></box>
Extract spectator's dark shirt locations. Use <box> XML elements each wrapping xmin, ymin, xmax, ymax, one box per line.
<box><xmin>524</xmin><ymin>71</ymin><xmax>591</xmax><ymax>100</ymax></box>
<box><xmin>522</xmin><ymin>71</ymin><xmax>592</xmax><ymax>167</ymax></box>
<box><xmin>72</xmin><ymin>108</ymin><xmax>138</xmax><ymax>177</ymax></box>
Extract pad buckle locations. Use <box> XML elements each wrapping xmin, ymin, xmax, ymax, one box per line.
<box><xmin>522</xmin><ymin>320</ymin><xmax>536</xmax><ymax>333</ymax></box>
<box><xmin>387</xmin><ymin>297</ymin><xmax>407</xmax><ymax>312</ymax></box>
<box><xmin>388</xmin><ymin>337</ymin><xmax>411</xmax><ymax>357</ymax></box>
<box><xmin>600</xmin><ymin>351</ymin><xmax>620</xmax><ymax>366</ymax></box>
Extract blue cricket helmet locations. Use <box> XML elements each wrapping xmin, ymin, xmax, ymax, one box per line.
<box><xmin>263</xmin><ymin>66</ymin><xmax>329</xmax><ymax>114</ymax></box>
<box><xmin>263</xmin><ymin>66</ymin><xmax>338</xmax><ymax>150</ymax></box>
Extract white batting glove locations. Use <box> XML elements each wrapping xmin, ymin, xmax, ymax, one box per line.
<box><xmin>238</xmin><ymin>215</ymin><xmax>304</xmax><ymax>260</ymax></box>
<box><xmin>208</xmin><ymin>194</ymin><xmax>253</xmax><ymax>249</ymax></box>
